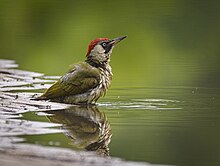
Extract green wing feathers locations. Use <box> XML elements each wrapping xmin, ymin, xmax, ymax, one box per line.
<box><xmin>40</xmin><ymin>80</ymin><xmax>67</xmax><ymax>99</ymax></box>
<box><xmin>37</xmin><ymin>63</ymin><xmax>100</xmax><ymax>100</ymax></box>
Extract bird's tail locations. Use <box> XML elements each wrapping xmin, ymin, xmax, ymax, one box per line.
<box><xmin>30</xmin><ymin>95</ymin><xmax>47</xmax><ymax>101</ymax></box>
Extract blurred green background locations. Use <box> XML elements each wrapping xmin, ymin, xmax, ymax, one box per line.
<box><xmin>1</xmin><ymin>0</ymin><xmax>220</xmax><ymax>88</ymax></box>
<box><xmin>1</xmin><ymin>1</ymin><xmax>220</xmax><ymax>165</ymax></box>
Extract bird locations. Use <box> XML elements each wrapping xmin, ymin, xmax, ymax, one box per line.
<box><xmin>35</xmin><ymin>36</ymin><xmax>127</xmax><ymax>104</ymax></box>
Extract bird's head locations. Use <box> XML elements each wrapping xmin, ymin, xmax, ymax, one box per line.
<box><xmin>86</xmin><ymin>36</ymin><xmax>127</xmax><ymax>67</ymax></box>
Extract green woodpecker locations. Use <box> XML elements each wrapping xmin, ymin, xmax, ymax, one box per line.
<box><xmin>36</xmin><ymin>36</ymin><xmax>127</xmax><ymax>104</ymax></box>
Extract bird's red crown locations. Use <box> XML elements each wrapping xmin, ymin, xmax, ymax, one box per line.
<box><xmin>86</xmin><ymin>38</ymin><xmax>109</xmax><ymax>56</ymax></box>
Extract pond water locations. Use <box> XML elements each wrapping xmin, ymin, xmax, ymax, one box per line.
<box><xmin>1</xmin><ymin>0</ymin><xmax>220</xmax><ymax>166</ymax></box>
<box><xmin>19</xmin><ymin>86</ymin><xmax>220</xmax><ymax>166</ymax></box>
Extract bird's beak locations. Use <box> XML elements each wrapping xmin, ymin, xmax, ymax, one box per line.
<box><xmin>110</xmin><ymin>36</ymin><xmax>127</xmax><ymax>46</ymax></box>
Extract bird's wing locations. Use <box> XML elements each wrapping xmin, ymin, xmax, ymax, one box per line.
<box><xmin>40</xmin><ymin>63</ymin><xmax>100</xmax><ymax>99</ymax></box>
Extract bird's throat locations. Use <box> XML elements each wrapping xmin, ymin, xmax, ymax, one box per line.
<box><xmin>85</xmin><ymin>58</ymin><xmax>109</xmax><ymax>69</ymax></box>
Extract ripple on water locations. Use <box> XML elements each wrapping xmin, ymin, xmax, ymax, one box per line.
<box><xmin>99</xmin><ymin>98</ymin><xmax>182</xmax><ymax>110</ymax></box>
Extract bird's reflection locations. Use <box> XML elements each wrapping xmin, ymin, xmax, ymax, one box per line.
<box><xmin>47</xmin><ymin>105</ymin><xmax>112</xmax><ymax>157</ymax></box>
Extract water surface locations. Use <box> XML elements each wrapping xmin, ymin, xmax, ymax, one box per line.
<box><xmin>19</xmin><ymin>86</ymin><xmax>220</xmax><ymax>166</ymax></box>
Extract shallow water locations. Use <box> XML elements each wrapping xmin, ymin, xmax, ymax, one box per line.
<box><xmin>18</xmin><ymin>86</ymin><xmax>220</xmax><ymax>166</ymax></box>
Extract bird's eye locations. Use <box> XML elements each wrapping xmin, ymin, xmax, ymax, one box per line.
<box><xmin>102</xmin><ymin>42</ymin><xmax>106</xmax><ymax>47</ymax></box>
